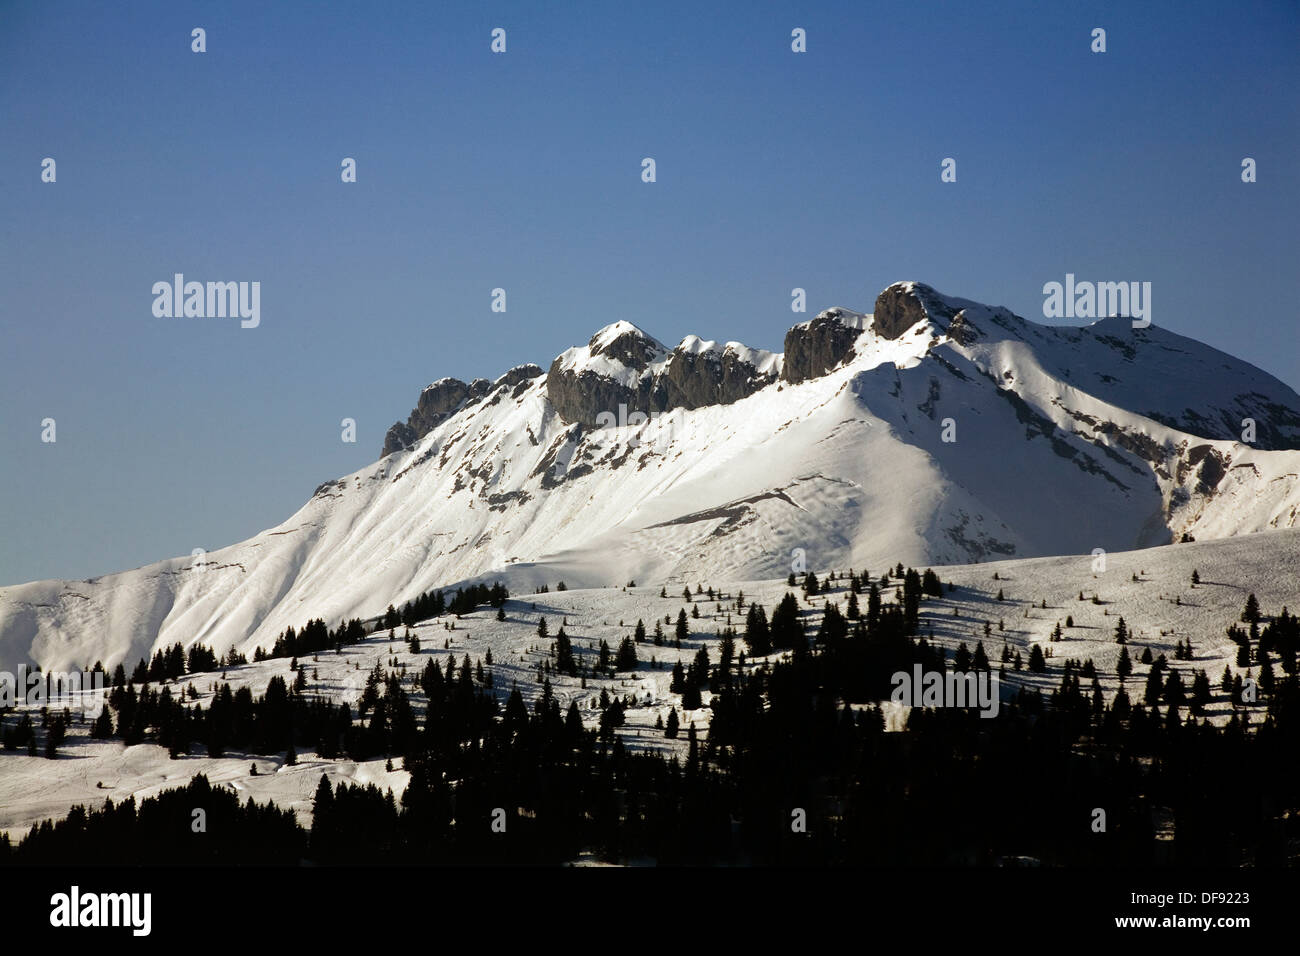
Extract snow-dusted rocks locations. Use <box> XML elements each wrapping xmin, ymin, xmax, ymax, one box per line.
<box><xmin>381</xmin><ymin>376</ymin><xmax>490</xmax><ymax>457</ymax></box>
<box><xmin>781</xmin><ymin>308</ymin><xmax>867</xmax><ymax>383</ymax></box>
<box><xmin>872</xmin><ymin>281</ymin><xmax>958</xmax><ymax>340</ymax></box>
<box><xmin>544</xmin><ymin>322</ymin><xmax>779</xmax><ymax>427</ymax></box>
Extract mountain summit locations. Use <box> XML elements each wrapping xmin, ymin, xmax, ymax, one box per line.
<box><xmin>4</xmin><ymin>282</ymin><xmax>1299</xmax><ymax>670</ymax></box>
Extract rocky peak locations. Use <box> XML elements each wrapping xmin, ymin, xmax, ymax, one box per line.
<box><xmin>546</xmin><ymin>325</ymin><xmax>778</xmax><ymax>428</ymax></box>
<box><xmin>587</xmin><ymin>321</ymin><xmax>666</xmax><ymax>370</ymax></box>
<box><xmin>494</xmin><ymin>364</ymin><xmax>544</xmax><ymax>390</ymax></box>
<box><xmin>380</xmin><ymin>369</ymin><xmax>537</xmax><ymax>458</ymax></box>
<box><xmin>872</xmin><ymin>281</ymin><xmax>959</xmax><ymax>340</ymax></box>
<box><xmin>781</xmin><ymin>308</ymin><xmax>867</xmax><ymax>384</ymax></box>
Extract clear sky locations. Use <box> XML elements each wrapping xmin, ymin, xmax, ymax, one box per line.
<box><xmin>2</xmin><ymin>0</ymin><xmax>1297</xmax><ymax>586</ymax></box>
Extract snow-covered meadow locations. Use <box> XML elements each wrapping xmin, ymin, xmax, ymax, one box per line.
<box><xmin>2</xmin><ymin>528</ymin><xmax>1294</xmax><ymax>840</ymax></box>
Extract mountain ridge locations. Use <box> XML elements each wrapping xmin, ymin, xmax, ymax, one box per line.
<box><xmin>3</xmin><ymin>281</ymin><xmax>1299</xmax><ymax>672</ymax></box>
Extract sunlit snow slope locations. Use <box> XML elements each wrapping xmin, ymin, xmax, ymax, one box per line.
<box><xmin>3</xmin><ymin>282</ymin><xmax>1298</xmax><ymax>671</ymax></box>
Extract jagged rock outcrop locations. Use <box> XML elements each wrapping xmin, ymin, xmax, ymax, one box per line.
<box><xmin>386</xmin><ymin>279</ymin><xmax>1300</xmax><ymax>458</ymax></box>
<box><xmin>545</xmin><ymin>329</ymin><xmax>655</xmax><ymax>428</ymax></box>
<box><xmin>494</xmin><ymin>364</ymin><xmax>544</xmax><ymax>393</ymax></box>
<box><xmin>380</xmin><ymin>421</ymin><xmax>418</xmax><ymax>456</ymax></box>
<box><xmin>657</xmin><ymin>341</ymin><xmax>779</xmax><ymax>409</ymax></box>
<box><xmin>872</xmin><ymin>281</ymin><xmax>959</xmax><ymax>340</ymax></box>
<box><xmin>945</xmin><ymin>309</ymin><xmax>983</xmax><ymax>345</ymax></box>
<box><xmin>381</xmin><ymin>376</ymin><xmax>495</xmax><ymax>457</ymax></box>
<box><xmin>781</xmin><ymin>309</ymin><xmax>866</xmax><ymax>384</ymax></box>
<box><xmin>546</xmin><ymin>322</ymin><xmax>779</xmax><ymax>427</ymax></box>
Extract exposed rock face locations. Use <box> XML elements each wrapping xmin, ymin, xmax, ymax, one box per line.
<box><xmin>872</xmin><ymin>282</ymin><xmax>958</xmax><ymax>340</ymax></box>
<box><xmin>945</xmin><ymin>309</ymin><xmax>983</xmax><ymax>345</ymax></box>
<box><xmin>546</xmin><ymin>323</ymin><xmax>780</xmax><ymax>427</ymax></box>
<box><xmin>781</xmin><ymin>309</ymin><xmax>866</xmax><ymax>384</ymax></box>
<box><xmin>494</xmin><ymin>364</ymin><xmax>543</xmax><ymax>392</ymax></box>
<box><xmin>380</xmin><ymin>421</ymin><xmax>418</xmax><ymax>457</ymax></box>
<box><xmin>546</xmin><ymin>364</ymin><xmax>641</xmax><ymax>429</ymax></box>
<box><xmin>384</xmin><ymin>284</ymin><xmax>991</xmax><ymax>450</ymax></box>
<box><xmin>382</xmin><ymin>378</ymin><xmax>472</xmax><ymax>456</ymax></box>
<box><xmin>592</xmin><ymin>324</ymin><xmax>662</xmax><ymax>370</ymax></box>
<box><xmin>380</xmin><ymin>370</ymin><xmax>540</xmax><ymax>458</ymax></box>
<box><xmin>658</xmin><ymin>345</ymin><xmax>778</xmax><ymax>409</ymax></box>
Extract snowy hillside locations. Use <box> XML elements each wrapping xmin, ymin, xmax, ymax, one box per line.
<box><xmin>2</xmin><ymin>529</ymin><xmax>1296</xmax><ymax>841</ymax></box>
<box><xmin>2</xmin><ymin>281</ymin><xmax>1298</xmax><ymax>672</ymax></box>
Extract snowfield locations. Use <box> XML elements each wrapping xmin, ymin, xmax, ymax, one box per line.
<box><xmin>1</xmin><ymin>529</ymin><xmax>1295</xmax><ymax>840</ymax></box>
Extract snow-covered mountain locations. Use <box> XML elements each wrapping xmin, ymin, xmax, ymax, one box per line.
<box><xmin>4</xmin><ymin>281</ymin><xmax>1299</xmax><ymax>671</ymax></box>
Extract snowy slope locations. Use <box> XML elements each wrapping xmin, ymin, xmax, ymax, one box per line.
<box><xmin>3</xmin><ymin>529</ymin><xmax>1296</xmax><ymax>841</ymax></box>
<box><xmin>2</xmin><ymin>281</ymin><xmax>1298</xmax><ymax>672</ymax></box>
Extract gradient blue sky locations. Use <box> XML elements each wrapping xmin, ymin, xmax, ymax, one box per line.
<box><xmin>2</xmin><ymin>0</ymin><xmax>1297</xmax><ymax>585</ymax></box>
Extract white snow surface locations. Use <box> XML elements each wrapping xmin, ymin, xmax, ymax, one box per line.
<box><xmin>2</xmin><ymin>286</ymin><xmax>1299</xmax><ymax>673</ymax></box>
<box><xmin>1</xmin><ymin>530</ymin><xmax>1296</xmax><ymax>840</ymax></box>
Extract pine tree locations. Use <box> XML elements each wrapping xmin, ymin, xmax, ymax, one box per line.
<box><xmin>743</xmin><ymin>603</ymin><xmax>771</xmax><ymax>657</ymax></box>
<box><xmin>615</xmin><ymin>636</ymin><xmax>638</xmax><ymax>671</ymax></box>
<box><xmin>1114</xmin><ymin>616</ymin><xmax>1128</xmax><ymax>644</ymax></box>
<box><xmin>1144</xmin><ymin>667</ymin><xmax>1163</xmax><ymax>706</ymax></box>
<box><xmin>1190</xmin><ymin>670</ymin><xmax>1211</xmax><ymax>712</ymax></box>
<box><xmin>309</xmin><ymin>773</ymin><xmax>334</xmax><ymax>855</ymax></box>
<box><xmin>1242</xmin><ymin>593</ymin><xmax>1260</xmax><ymax>624</ymax></box>
<box><xmin>1116</xmin><ymin>645</ymin><xmax>1132</xmax><ymax>681</ymax></box>
<box><xmin>664</xmin><ymin>707</ymin><xmax>679</xmax><ymax>739</ymax></box>
<box><xmin>555</xmin><ymin>628</ymin><xmax>575</xmax><ymax>675</ymax></box>
<box><xmin>1259</xmin><ymin>652</ymin><xmax>1275</xmax><ymax>694</ymax></box>
<box><xmin>681</xmin><ymin>680</ymin><xmax>702</xmax><ymax>710</ymax></box>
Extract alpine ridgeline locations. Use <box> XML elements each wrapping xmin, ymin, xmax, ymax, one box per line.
<box><xmin>5</xmin><ymin>282</ymin><xmax>1299</xmax><ymax>670</ymax></box>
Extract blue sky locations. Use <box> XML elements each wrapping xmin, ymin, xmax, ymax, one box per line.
<box><xmin>2</xmin><ymin>0</ymin><xmax>1297</xmax><ymax>585</ymax></box>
